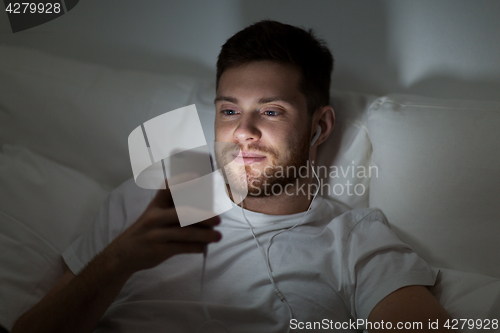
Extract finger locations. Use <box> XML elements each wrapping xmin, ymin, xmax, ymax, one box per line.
<box><xmin>167</xmin><ymin>242</ymin><xmax>206</xmax><ymax>255</ymax></box>
<box><xmin>144</xmin><ymin>207</ymin><xmax>180</xmax><ymax>227</ymax></box>
<box><xmin>152</xmin><ymin>227</ymin><xmax>222</xmax><ymax>243</ymax></box>
<box><xmin>192</xmin><ymin>215</ymin><xmax>221</xmax><ymax>228</ymax></box>
<box><xmin>146</xmin><ymin>207</ymin><xmax>220</xmax><ymax>228</ymax></box>
<box><xmin>150</xmin><ymin>179</ymin><xmax>173</xmax><ymax>209</ymax></box>
<box><xmin>150</xmin><ymin>172</ymin><xmax>200</xmax><ymax>209</ymax></box>
<box><xmin>174</xmin><ymin>206</ymin><xmax>221</xmax><ymax>227</ymax></box>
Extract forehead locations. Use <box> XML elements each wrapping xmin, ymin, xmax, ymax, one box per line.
<box><xmin>216</xmin><ymin>61</ymin><xmax>306</xmax><ymax>108</ymax></box>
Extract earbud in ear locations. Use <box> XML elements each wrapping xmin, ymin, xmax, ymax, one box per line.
<box><xmin>310</xmin><ymin>125</ymin><xmax>322</xmax><ymax>147</ymax></box>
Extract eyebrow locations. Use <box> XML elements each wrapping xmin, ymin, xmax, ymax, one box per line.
<box><xmin>214</xmin><ymin>96</ymin><xmax>295</xmax><ymax>106</ymax></box>
<box><xmin>214</xmin><ymin>96</ymin><xmax>238</xmax><ymax>104</ymax></box>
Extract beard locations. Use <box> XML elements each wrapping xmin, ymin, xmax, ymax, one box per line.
<box><xmin>215</xmin><ymin>128</ymin><xmax>311</xmax><ymax>198</ymax></box>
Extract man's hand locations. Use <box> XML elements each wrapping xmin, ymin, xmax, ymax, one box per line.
<box><xmin>11</xmin><ymin>175</ymin><xmax>221</xmax><ymax>333</ymax></box>
<box><xmin>106</xmin><ymin>176</ymin><xmax>222</xmax><ymax>276</ymax></box>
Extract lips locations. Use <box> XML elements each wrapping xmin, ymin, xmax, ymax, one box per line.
<box><xmin>231</xmin><ymin>151</ymin><xmax>267</xmax><ymax>164</ymax></box>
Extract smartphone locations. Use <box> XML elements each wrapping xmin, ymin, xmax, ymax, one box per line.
<box><xmin>168</xmin><ymin>147</ymin><xmax>214</xmax><ymax>226</ymax></box>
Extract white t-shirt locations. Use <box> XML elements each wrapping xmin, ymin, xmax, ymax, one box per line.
<box><xmin>63</xmin><ymin>178</ymin><xmax>437</xmax><ymax>333</ymax></box>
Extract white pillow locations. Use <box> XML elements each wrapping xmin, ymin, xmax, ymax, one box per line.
<box><xmin>316</xmin><ymin>89</ymin><xmax>377</xmax><ymax>209</ymax></box>
<box><xmin>368</xmin><ymin>94</ymin><xmax>500</xmax><ymax>278</ymax></box>
<box><xmin>0</xmin><ymin>45</ymin><xmax>199</xmax><ymax>188</ymax></box>
<box><xmin>0</xmin><ymin>144</ymin><xmax>109</xmax><ymax>330</ymax></box>
<box><xmin>431</xmin><ymin>268</ymin><xmax>500</xmax><ymax>331</ymax></box>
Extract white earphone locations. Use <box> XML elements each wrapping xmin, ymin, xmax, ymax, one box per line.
<box><xmin>310</xmin><ymin>125</ymin><xmax>322</xmax><ymax>147</ymax></box>
<box><xmin>199</xmin><ymin>125</ymin><xmax>323</xmax><ymax>333</ymax></box>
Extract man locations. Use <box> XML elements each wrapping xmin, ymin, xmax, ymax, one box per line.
<box><xmin>12</xmin><ymin>20</ymin><xmax>451</xmax><ymax>333</ymax></box>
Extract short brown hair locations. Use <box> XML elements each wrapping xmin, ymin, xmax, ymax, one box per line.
<box><xmin>216</xmin><ymin>20</ymin><xmax>334</xmax><ymax>116</ymax></box>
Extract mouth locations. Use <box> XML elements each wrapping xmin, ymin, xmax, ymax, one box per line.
<box><xmin>231</xmin><ymin>152</ymin><xmax>267</xmax><ymax>165</ymax></box>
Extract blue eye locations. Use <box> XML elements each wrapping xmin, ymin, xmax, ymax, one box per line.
<box><xmin>264</xmin><ymin>110</ymin><xmax>279</xmax><ymax>116</ymax></box>
<box><xmin>222</xmin><ymin>109</ymin><xmax>237</xmax><ymax>116</ymax></box>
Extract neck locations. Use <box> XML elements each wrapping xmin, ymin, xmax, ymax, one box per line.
<box><xmin>227</xmin><ymin>175</ymin><xmax>316</xmax><ymax>215</ymax></box>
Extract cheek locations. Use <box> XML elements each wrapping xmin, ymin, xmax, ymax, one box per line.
<box><xmin>280</xmin><ymin>127</ymin><xmax>309</xmax><ymax>156</ymax></box>
<box><xmin>215</xmin><ymin>122</ymin><xmax>233</xmax><ymax>142</ymax></box>
<box><xmin>274</xmin><ymin>125</ymin><xmax>299</xmax><ymax>146</ymax></box>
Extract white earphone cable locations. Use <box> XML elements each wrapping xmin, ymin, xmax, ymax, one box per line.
<box><xmin>198</xmin><ymin>131</ymin><xmax>321</xmax><ymax>333</ymax></box>
<box><xmin>239</xmin><ymin>152</ymin><xmax>321</xmax><ymax>333</ymax></box>
<box><xmin>265</xmin><ymin>163</ymin><xmax>321</xmax><ymax>271</ymax></box>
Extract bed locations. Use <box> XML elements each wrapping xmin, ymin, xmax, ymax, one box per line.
<box><xmin>0</xmin><ymin>45</ymin><xmax>499</xmax><ymax>332</ymax></box>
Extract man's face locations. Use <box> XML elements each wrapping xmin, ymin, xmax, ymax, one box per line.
<box><xmin>214</xmin><ymin>61</ymin><xmax>312</xmax><ymax>197</ymax></box>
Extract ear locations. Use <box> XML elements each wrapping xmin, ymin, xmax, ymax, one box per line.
<box><xmin>310</xmin><ymin>105</ymin><xmax>335</xmax><ymax>147</ymax></box>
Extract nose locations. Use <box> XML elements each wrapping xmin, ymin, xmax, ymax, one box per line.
<box><xmin>233</xmin><ymin>114</ymin><xmax>261</xmax><ymax>144</ymax></box>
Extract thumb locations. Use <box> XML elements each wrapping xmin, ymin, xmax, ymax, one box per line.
<box><xmin>150</xmin><ymin>172</ymin><xmax>200</xmax><ymax>209</ymax></box>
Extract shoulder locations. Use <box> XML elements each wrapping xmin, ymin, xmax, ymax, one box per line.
<box><xmin>324</xmin><ymin>205</ymin><xmax>413</xmax><ymax>262</ymax></box>
<box><xmin>339</xmin><ymin>207</ymin><xmax>386</xmax><ymax>226</ymax></box>
<box><xmin>324</xmin><ymin>204</ymin><xmax>388</xmax><ymax>241</ymax></box>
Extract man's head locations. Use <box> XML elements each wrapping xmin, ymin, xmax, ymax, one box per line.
<box><xmin>214</xmin><ymin>20</ymin><xmax>335</xmax><ymax>199</ymax></box>
<box><xmin>216</xmin><ymin>20</ymin><xmax>334</xmax><ymax>117</ymax></box>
